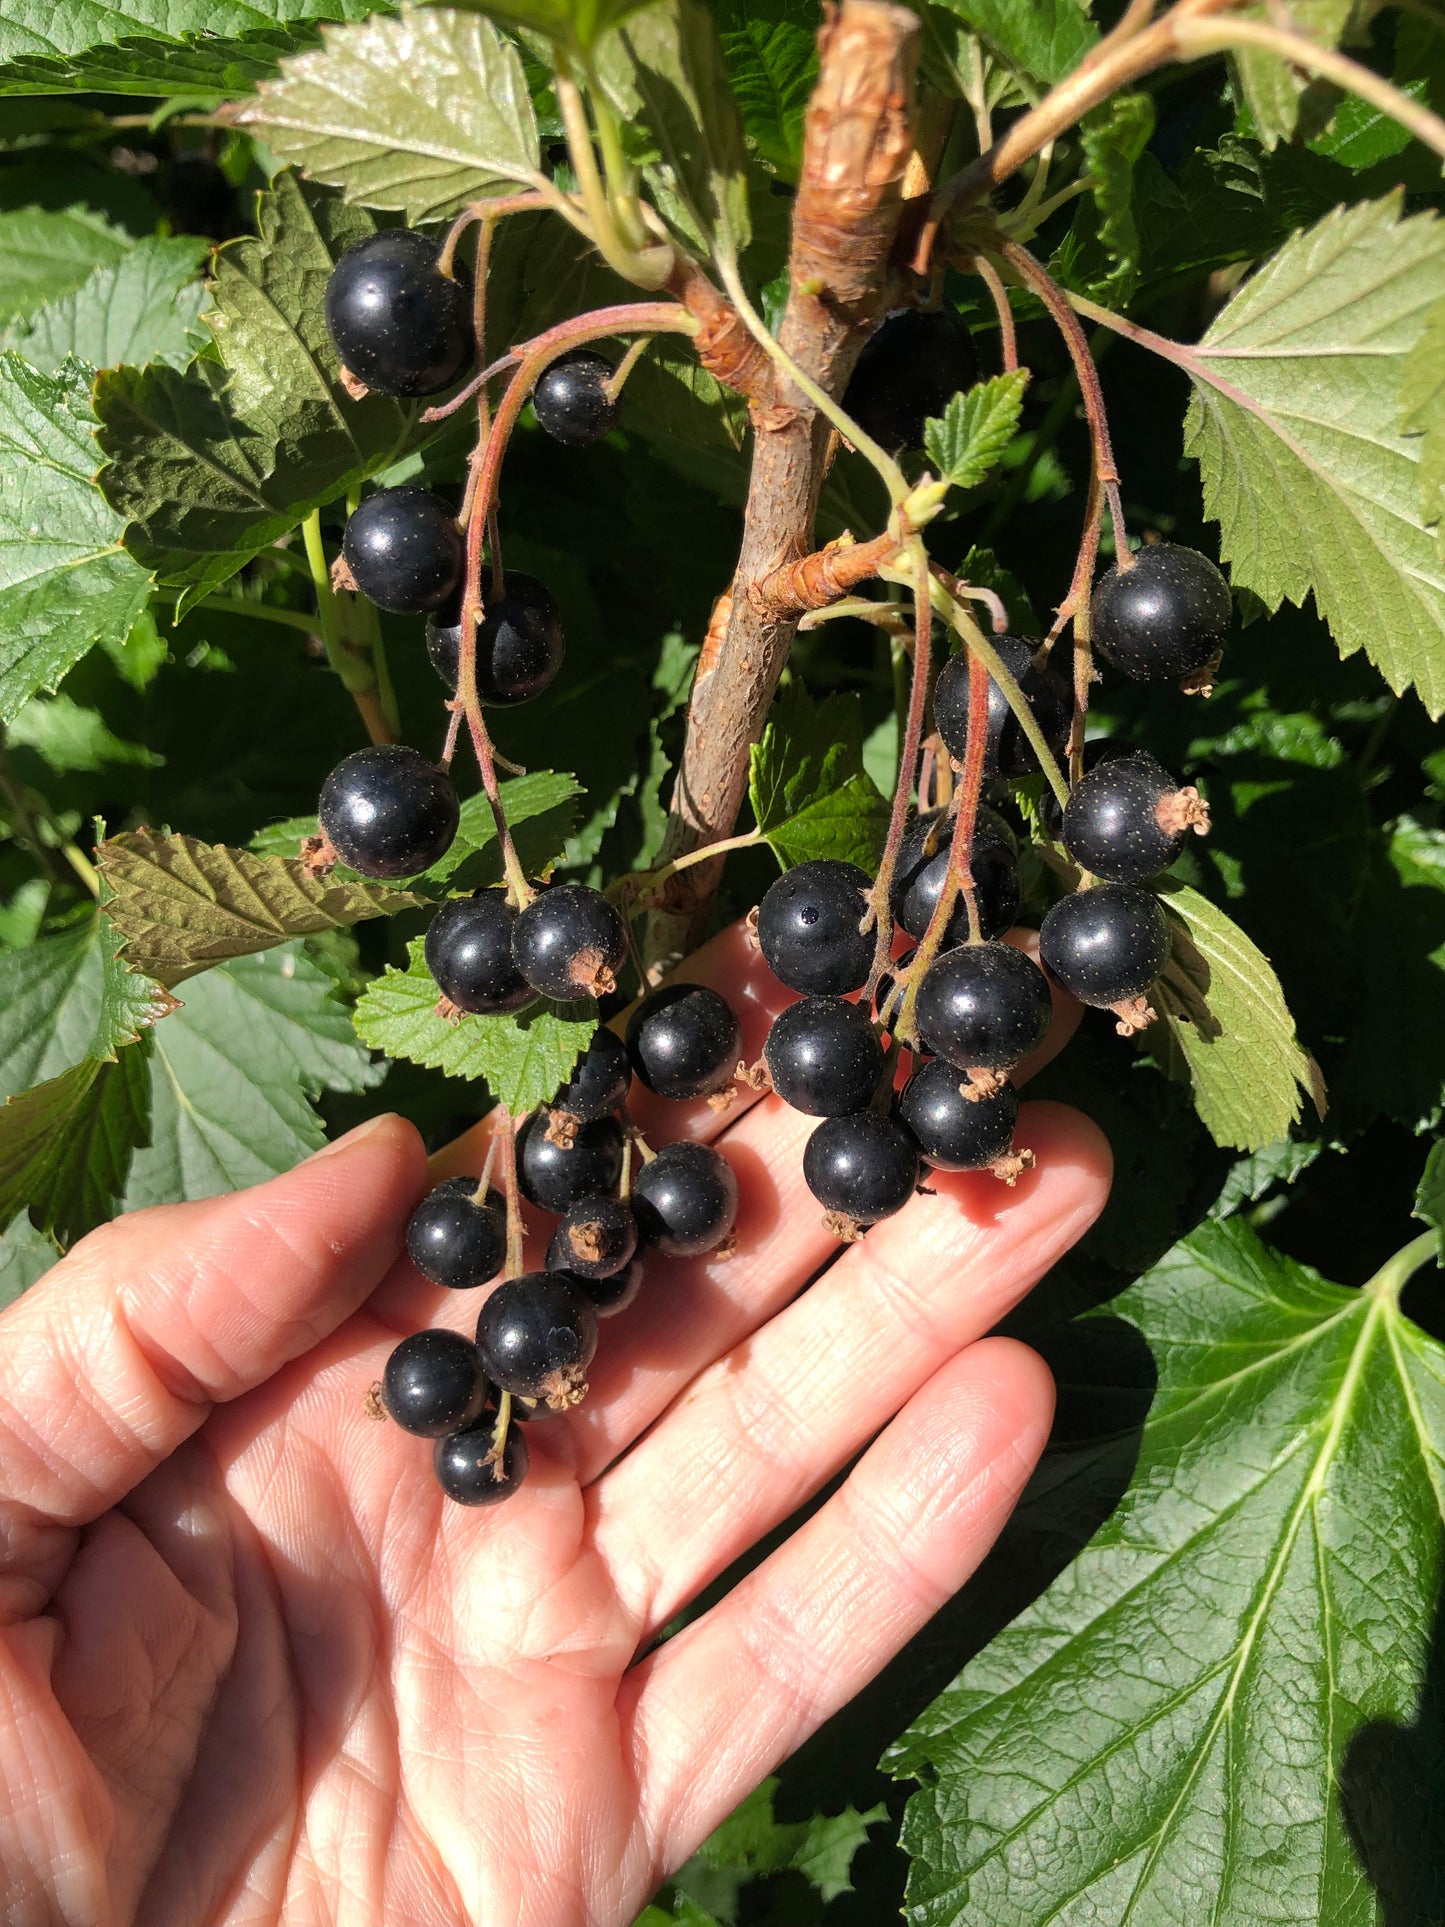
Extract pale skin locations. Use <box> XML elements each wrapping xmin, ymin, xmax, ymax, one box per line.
<box><xmin>0</xmin><ymin>921</ymin><xmax>1111</xmax><ymax>1926</ymax></box>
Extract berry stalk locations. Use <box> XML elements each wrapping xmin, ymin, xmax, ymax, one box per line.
<box><xmin>866</xmin><ymin>540</ymin><xmax>935</xmax><ymax>994</ymax></box>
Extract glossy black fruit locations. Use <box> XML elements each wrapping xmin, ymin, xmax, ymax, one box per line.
<box><xmin>434</xmin><ymin>1420</ymin><xmax>529</xmax><ymax>1505</ymax></box>
<box><xmin>424</xmin><ymin>891</ymin><xmax>535</xmax><ymax>1015</ymax></box>
<box><xmin>546</xmin><ymin>1194</ymin><xmax>638</xmax><ymax>1280</ymax></box>
<box><xmin>382</xmin><ymin>1329</ymin><xmax>489</xmax><ymax>1437</ymax></box>
<box><xmin>342</xmin><ymin>487</ymin><xmax>464</xmax><ymax>614</ymax></box>
<box><xmin>476</xmin><ymin>1272</ymin><xmax>599</xmax><ymax>1406</ymax></box>
<box><xmin>932</xmin><ymin>637</ymin><xmax>1072</xmax><ymax>779</ymax></box>
<box><xmin>891</xmin><ymin>807</ymin><xmax>1020</xmax><ymax>945</ymax></box>
<box><xmin>1039</xmin><ymin>883</ymin><xmax>1170</xmax><ymax>1007</ymax></box>
<box><xmin>516</xmin><ymin>1109</ymin><xmax>625</xmax><ymax>1212</ymax></box>
<box><xmin>1092</xmin><ymin>543</ymin><xmax>1231</xmax><ymax>682</ymax></box>
<box><xmin>426</xmin><ymin>573</ymin><xmax>565</xmax><ymax>706</ymax></box>
<box><xmin>513</xmin><ymin>885</ymin><xmax>628</xmax><ymax>1002</ymax></box>
<box><xmin>631</xmin><ymin>1141</ymin><xmax>738</xmax><ymax>1257</ymax></box>
<box><xmin>757</xmin><ymin>859</ymin><xmax>872</xmax><ymax>996</ymax></box>
<box><xmin>841</xmin><ymin>307</ymin><xmax>977</xmax><ymax>453</ymax></box>
<box><xmin>553</xmin><ymin>1024</ymin><xmax>631</xmax><ymax>1124</ymax></box>
<box><xmin>325</xmin><ymin>231</ymin><xmax>472</xmax><ymax>398</ymax></box>
<box><xmin>913</xmin><ymin>940</ymin><xmax>1052</xmax><ymax>1071</ymax></box>
<box><xmin>318</xmin><ymin>744</ymin><xmax>459</xmax><ymax>878</ymax></box>
<box><xmin>763</xmin><ymin>995</ymin><xmax>884</xmax><ymax>1117</ymax></box>
<box><xmin>565</xmin><ymin>1252</ymin><xmax>644</xmax><ymax>1317</ymax></box>
<box><xmin>1061</xmin><ymin>750</ymin><xmax>1203</xmax><ymax>884</ymax></box>
<box><xmin>406</xmin><ymin>1179</ymin><xmax>506</xmax><ymax>1290</ymax></box>
<box><xmin>802</xmin><ymin>1111</ymin><xmax>919</xmax><ymax>1226</ymax></box>
<box><xmin>1041</xmin><ymin>739</ymin><xmax>1127</xmax><ymax>839</ymax></box>
<box><xmin>625</xmin><ymin>983</ymin><xmax>741</xmax><ymax>1100</ymax></box>
<box><xmin>534</xmin><ymin>350</ymin><xmax>617</xmax><ymax>445</ymax></box>
<box><xmin>898</xmin><ymin>1061</ymin><xmax>1020</xmax><ymax>1172</ymax></box>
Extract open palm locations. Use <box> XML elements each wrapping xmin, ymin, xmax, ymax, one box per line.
<box><xmin>0</xmin><ymin>923</ymin><xmax>1109</xmax><ymax>1926</ymax></box>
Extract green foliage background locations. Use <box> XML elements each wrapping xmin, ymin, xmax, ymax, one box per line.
<box><xmin>0</xmin><ymin>0</ymin><xmax>1442</xmax><ymax>1919</ymax></box>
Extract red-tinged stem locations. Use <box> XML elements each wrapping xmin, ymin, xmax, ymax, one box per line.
<box><xmin>437</xmin><ymin>191</ymin><xmax>552</xmax><ymax>278</ymax></box>
<box><xmin>867</xmin><ymin>542</ymin><xmax>935</xmax><ymax>994</ymax></box>
<box><xmin>970</xmin><ymin>253</ymin><xmax>1019</xmax><ymax>373</ymax></box>
<box><xmin>440</xmin><ymin>703</ymin><xmax>463</xmax><ymax>771</ymax></box>
<box><xmin>496</xmin><ymin>1110</ymin><xmax>526</xmax><ymax>1280</ymax></box>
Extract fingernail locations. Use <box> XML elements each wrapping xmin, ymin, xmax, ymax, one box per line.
<box><xmin>302</xmin><ymin>1114</ymin><xmax>396</xmax><ymax>1164</ymax></box>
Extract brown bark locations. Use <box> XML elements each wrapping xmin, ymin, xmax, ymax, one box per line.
<box><xmin>647</xmin><ymin>0</ymin><xmax>922</xmax><ymax>965</ymax></box>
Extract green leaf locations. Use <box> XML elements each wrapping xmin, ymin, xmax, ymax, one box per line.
<box><xmin>0</xmin><ymin>204</ymin><xmax>131</xmax><ymax>327</ymax></box>
<box><xmin>1416</xmin><ymin>1137</ymin><xmax>1445</xmax><ymax>1260</ymax></box>
<box><xmin>1401</xmin><ymin>293</ymin><xmax>1445</xmax><ymax>557</ymax></box>
<box><xmin>238</xmin><ymin>9</ymin><xmax>541</xmax><ymax>225</ymax></box>
<box><xmin>438</xmin><ymin>0</ymin><xmax>654</xmax><ymax>55</ymax></box>
<box><xmin>0</xmin><ymin>913</ymin><xmax>173</xmax><ymax>1104</ymax></box>
<box><xmin>98</xmin><ymin>828</ymin><xmax>428</xmax><ymax>986</ymax></box>
<box><xmin>1183</xmin><ymin>196</ymin><xmax>1445</xmax><ymax>717</ymax></box>
<box><xmin>712</xmin><ymin>0</ymin><xmax>816</xmax><ymax>179</ymax></box>
<box><xmin>8</xmin><ymin>693</ymin><xmax>163</xmax><ymax>774</ymax></box>
<box><xmin>0</xmin><ymin>1213</ymin><xmax>59</xmax><ymax>1307</ymax></box>
<box><xmin>691</xmin><ymin>1777</ymin><xmax>886</xmax><ymax>1907</ymax></box>
<box><xmin>922</xmin><ymin>370</ymin><xmax>1029</xmax><ymax>490</ymax></box>
<box><xmin>1233</xmin><ymin>0</ymin><xmax>1355</xmax><ymax>147</ymax></box>
<box><xmin>930</xmin><ymin>0</ymin><xmax>1097</xmax><ymax>86</ymax></box>
<box><xmin>0</xmin><ymin>354</ymin><xmax>154</xmax><ymax>721</ymax></box>
<box><xmin>750</xmin><ymin>682</ymin><xmax>891</xmax><ymax>871</ymax></box>
<box><xmin>1153</xmin><ymin>881</ymin><xmax>1324</xmax><ymax>1153</ymax></box>
<box><xmin>0</xmin><ymin>236</ymin><xmax>209</xmax><ymax>374</ymax></box>
<box><xmin>353</xmin><ymin>935</ymin><xmax>595</xmax><ymax>1111</ymax></box>
<box><xmin>1079</xmin><ymin>91</ymin><xmax>1154</xmax><ymax>299</ymax></box>
<box><xmin>122</xmin><ymin>942</ymin><xmax>382</xmax><ymax>1210</ymax></box>
<box><xmin>893</xmin><ymin>1214</ymin><xmax>1445</xmax><ymax>1927</ymax></box>
<box><xmin>95</xmin><ymin>174</ymin><xmax>421</xmax><ymax>611</ymax></box>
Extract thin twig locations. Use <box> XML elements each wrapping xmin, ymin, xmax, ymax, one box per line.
<box><xmin>970</xmin><ymin>253</ymin><xmax>1018</xmax><ymax>372</ymax></box>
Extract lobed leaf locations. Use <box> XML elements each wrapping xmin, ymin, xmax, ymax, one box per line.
<box><xmin>0</xmin><ymin>236</ymin><xmax>210</xmax><ymax>375</ymax></box>
<box><xmin>0</xmin><ymin>205</ymin><xmax>131</xmax><ymax>327</ymax></box>
<box><xmin>1400</xmin><ymin>293</ymin><xmax>1445</xmax><ymax>557</ymax></box>
<box><xmin>1078</xmin><ymin>91</ymin><xmax>1155</xmax><ymax>300</ymax></box>
<box><xmin>923</xmin><ymin>369</ymin><xmax>1029</xmax><ymax>491</ymax></box>
<box><xmin>0</xmin><ymin>1050</ymin><xmax>151</xmax><ymax>1248</ymax></box>
<box><xmin>930</xmin><ymin>0</ymin><xmax>1097</xmax><ymax>87</ymax></box>
<box><xmin>750</xmin><ymin>682</ymin><xmax>891</xmax><ymax>871</ymax></box>
<box><xmin>690</xmin><ymin>1776</ymin><xmax>886</xmax><ymax>1909</ymax></box>
<box><xmin>712</xmin><ymin>0</ymin><xmax>816</xmax><ymax>179</ymax></box>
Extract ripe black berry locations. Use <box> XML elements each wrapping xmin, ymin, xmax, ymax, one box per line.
<box><xmin>533</xmin><ymin>350</ymin><xmax>618</xmax><ymax>445</ymax></box>
<box><xmin>517</xmin><ymin>1109</ymin><xmax>624</xmax><ymax>1212</ymax></box>
<box><xmin>757</xmin><ymin>859</ymin><xmax>872</xmax><ymax>995</ymax></box>
<box><xmin>324</xmin><ymin>231</ymin><xmax>472</xmax><ymax>398</ymax></box>
<box><xmin>1041</xmin><ymin>739</ymin><xmax>1126</xmax><ymax>839</ymax></box>
<box><xmin>898</xmin><ymin>1061</ymin><xmax>1020</xmax><ymax>1171</ymax></box>
<box><xmin>802</xmin><ymin>1111</ymin><xmax>919</xmax><ymax>1228</ymax></box>
<box><xmin>1039</xmin><ymin>883</ymin><xmax>1170</xmax><ymax>1008</ymax></box>
<box><xmin>546</xmin><ymin>1194</ymin><xmax>638</xmax><ymax>1279</ymax></box>
<box><xmin>318</xmin><ymin>744</ymin><xmax>459</xmax><ymax>878</ymax></box>
<box><xmin>932</xmin><ymin>637</ymin><xmax>1071</xmax><ymax>779</ymax></box>
<box><xmin>1061</xmin><ymin>750</ymin><xmax>1209</xmax><ymax>884</ymax></box>
<box><xmin>342</xmin><ymin>487</ymin><xmax>464</xmax><ymax>614</ymax></box>
<box><xmin>406</xmin><ymin>1179</ymin><xmax>506</xmax><ymax>1290</ymax></box>
<box><xmin>424</xmin><ymin>891</ymin><xmax>535</xmax><ymax>1015</ymax></box>
<box><xmin>564</xmin><ymin>1251</ymin><xmax>643</xmax><ymax>1317</ymax></box>
<box><xmin>763</xmin><ymin>995</ymin><xmax>884</xmax><ymax>1116</ymax></box>
<box><xmin>891</xmin><ymin>807</ymin><xmax>1020</xmax><ymax>945</ymax></box>
<box><xmin>631</xmin><ymin>1141</ymin><xmax>738</xmax><ymax>1257</ymax></box>
<box><xmin>625</xmin><ymin>983</ymin><xmax>741</xmax><ymax>1100</ymax></box>
<box><xmin>434</xmin><ymin>1420</ymin><xmax>529</xmax><ymax>1506</ymax></box>
<box><xmin>476</xmin><ymin>1272</ymin><xmax>599</xmax><ymax>1407</ymax></box>
<box><xmin>842</xmin><ymin>307</ymin><xmax>977</xmax><ymax>453</ymax></box>
<box><xmin>426</xmin><ymin>573</ymin><xmax>565</xmax><ymax>706</ymax></box>
<box><xmin>1092</xmin><ymin>543</ymin><xmax>1231</xmax><ymax>683</ymax></box>
<box><xmin>913</xmin><ymin>941</ymin><xmax>1052</xmax><ymax>1072</ymax></box>
<box><xmin>513</xmin><ymin>884</ymin><xmax>628</xmax><ymax>1002</ymax></box>
<box><xmin>553</xmin><ymin>1025</ymin><xmax>631</xmax><ymax>1124</ymax></box>
<box><xmin>382</xmin><ymin>1329</ymin><xmax>489</xmax><ymax>1437</ymax></box>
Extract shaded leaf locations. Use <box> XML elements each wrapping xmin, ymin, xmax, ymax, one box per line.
<box><xmin>923</xmin><ymin>370</ymin><xmax>1029</xmax><ymax>490</ymax></box>
<box><xmin>1417</xmin><ymin>1137</ymin><xmax>1445</xmax><ymax>1260</ymax></box>
<box><xmin>439</xmin><ymin>0</ymin><xmax>654</xmax><ymax>55</ymax></box>
<box><xmin>9</xmin><ymin>693</ymin><xmax>163</xmax><ymax>774</ymax></box>
<box><xmin>1234</xmin><ymin>0</ymin><xmax>1356</xmax><ymax>147</ymax></box>
<box><xmin>1079</xmin><ymin>91</ymin><xmax>1154</xmax><ymax>299</ymax></box>
<box><xmin>713</xmin><ymin>0</ymin><xmax>816</xmax><ymax>179</ymax></box>
<box><xmin>0</xmin><ymin>1213</ymin><xmax>59</xmax><ymax>1307</ymax></box>
<box><xmin>0</xmin><ymin>912</ymin><xmax>173</xmax><ymax>1103</ymax></box>
<box><xmin>691</xmin><ymin>1776</ymin><xmax>885</xmax><ymax>1907</ymax></box>
<box><xmin>0</xmin><ymin>236</ymin><xmax>209</xmax><ymax>374</ymax></box>
<box><xmin>0</xmin><ymin>204</ymin><xmax>130</xmax><ymax>326</ymax></box>
<box><xmin>750</xmin><ymin>682</ymin><xmax>891</xmax><ymax>870</ymax></box>
<box><xmin>930</xmin><ymin>0</ymin><xmax>1097</xmax><ymax>86</ymax></box>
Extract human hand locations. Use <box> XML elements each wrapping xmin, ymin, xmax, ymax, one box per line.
<box><xmin>0</xmin><ymin>919</ymin><xmax>1110</xmax><ymax>1927</ymax></box>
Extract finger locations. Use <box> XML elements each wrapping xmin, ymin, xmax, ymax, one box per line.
<box><xmin>591</xmin><ymin>1102</ymin><xmax>1109</xmax><ymax>1634</ymax></box>
<box><xmin>0</xmin><ymin>1114</ymin><xmax>426</xmax><ymax>1617</ymax></box>
<box><xmin>625</xmin><ymin>1336</ymin><xmax>1055</xmax><ymax>1871</ymax></box>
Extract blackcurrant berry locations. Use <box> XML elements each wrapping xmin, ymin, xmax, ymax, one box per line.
<box><xmin>476</xmin><ymin>1272</ymin><xmax>599</xmax><ymax>1407</ymax></box>
<box><xmin>546</xmin><ymin>1194</ymin><xmax>638</xmax><ymax>1279</ymax></box>
<box><xmin>562</xmin><ymin>1251</ymin><xmax>643</xmax><ymax>1317</ymax></box>
<box><xmin>631</xmin><ymin>1141</ymin><xmax>738</xmax><ymax>1257</ymax></box>
<box><xmin>802</xmin><ymin>1111</ymin><xmax>919</xmax><ymax>1227</ymax></box>
<box><xmin>763</xmin><ymin>995</ymin><xmax>885</xmax><ymax>1116</ymax></box>
<box><xmin>324</xmin><ymin>231</ymin><xmax>472</xmax><ymax>398</ymax></box>
<box><xmin>533</xmin><ymin>350</ymin><xmax>618</xmax><ymax>445</ymax></box>
<box><xmin>757</xmin><ymin>859</ymin><xmax>872</xmax><ymax>996</ymax></box>
<box><xmin>625</xmin><ymin>983</ymin><xmax>741</xmax><ymax>1101</ymax></box>
<box><xmin>434</xmin><ymin>1419</ymin><xmax>529</xmax><ymax>1505</ymax></box>
<box><xmin>342</xmin><ymin>487</ymin><xmax>464</xmax><ymax>614</ymax></box>
<box><xmin>1040</xmin><ymin>739</ymin><xmax>1127</xmax><ymax>839</ymax></box>
<box><xmin>381</xmin><ymin>1329</ymin><xmax>489</xmax><ymax>1437</ymax></box>
<box><xmin>318</xmin><ymin>744</ymin><xmax>459</xmax><ymax>878</ymax></box>
<box><xmin>517</xmin><ymin>1109</ymin><xmax>625</xmax><ymax>1212</ymax></box>
<box><xmin>513</xmin><ymin>884</ymin><xmax>628</xmax><ymax>1002</ymax></box>
<box><xmin>1092</xmin><ymin>543</ymin><xmax>1231</xmax><ymax>683</ymax></box>
<box><xmin>425</xmin><ymin>573</ymin><xmax>566</xmax><ymax>706</ymax></box>
<box><xmin>1061</xmin><ymin>750</ymin><xmax>1209</xmax><ymax>884</ymax></box>
<box><xmin>406</xmin><ymin>1179</ymin><xmax>506</xmax><ymax>1290</ymax></box>
<box><xmin>552</xmin><ymin>1024</ymin><xmax>631</xmax><ymax>1124</ymax></box>
<box><xmin>424</xmin><ymin>891</ymin><xmax>536</xmax><ymax>1015</ymax></box>
<box><xmin>891</xmin><ymin>807</ymin><xmax>1020</xmax><ymax>945</ymax></box>
<box><xmin>841</xmin><ymin>307</ymin><xmax>977</xmax><ymax>453</ymax></box>
<box><xmin>932</xmin><ymin>637</ymin><xmax>1071</xmax><ymax>779</ymax></box>
<box><xmin>1039</xmin><ymin>883</ymin><xmax>1170</xmax><ymax>1009</ymax></box>
<box><xmin>913</xmin><ymin>940</ymin><xmax>1052</xmax><ymax>1072</ymax></box>
<box><xmin>898</xmin><ymin>1061</ymin><xmax>1020</xmax><ymax>1172</ymax></box>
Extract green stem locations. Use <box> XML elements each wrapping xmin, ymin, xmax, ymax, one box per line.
<box><xmin>556</xmin><ymin>71</ymin><xmax>669</xmax><ymax>288</ymax></box>
<box><xmin>633</xmin><ymin>829</ymin><xmax>762</xmax><ymax>897</ymax></box>
<box><xmin>585</xmin><ymin>67</ymin><xmax>651</xmax><ymax>252</ymax></box>
<box><xmin>302</xmin><ymin>508</ymin><xmax>348</xmax><ymax>680</ymax></box>
<box><xmin>156</xmin><ymin>592</ymin><xmax>319</xmax><ymax>637</ymax></box>
<box><xmin>302</xmin><ymin>507</ymin><xmax>395</xmax><ymax>744</ymax></box>
<box><xmin>1366</xmin><ymin>1230</ymin><xmax>1439</xmax><ymax>1306</ymax></box>
<box><xmin>928</xmin><ymin>573</ymin><xmax>1071</xmax><ymax>809</ymax></box>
